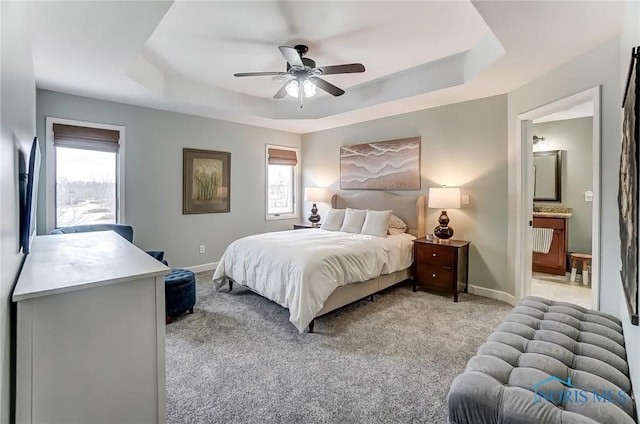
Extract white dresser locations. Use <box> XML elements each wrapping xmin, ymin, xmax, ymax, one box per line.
<box><xmin>13</xmin><ymin>231</ymin><xmax>170</xmax><ymax>424</ymax></box>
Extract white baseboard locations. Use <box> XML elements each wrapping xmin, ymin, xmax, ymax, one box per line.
<box><xmin>467</xmin><ymin>284</ymin><xmax>517</xmax><ymax>306</ymax></box>
<box><xmin>185</xmin><ymin>262</ymin><xmax>218</xmax><ymax>273</ymax></box>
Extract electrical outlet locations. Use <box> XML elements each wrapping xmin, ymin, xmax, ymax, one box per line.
<box><xmin>462</xmin><ymin>194</ymin><xmax>470</xmax><ymax>205</ymax></box>
<box><xmin>199</xmin><ymin>245</ymin><xmax>205</xmax><ymax>254</ymax></box>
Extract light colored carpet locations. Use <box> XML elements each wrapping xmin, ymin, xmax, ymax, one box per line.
<box><xmin>166</xmin><ymin>271</ymin><xmax>512</xmax><ymax>424</ymax></box>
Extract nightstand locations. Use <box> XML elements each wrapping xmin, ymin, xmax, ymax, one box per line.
<box><xmin>412</xmin><ymin>238</ymin><xmax>470</xmax><ymax>302</ymax></box>
<box><xmin>293</xmin><ymin>223</ymin><xmax>320</xmax><ymax>230</ymax></box>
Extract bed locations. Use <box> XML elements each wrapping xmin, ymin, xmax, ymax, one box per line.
<box><xmin>212</xmin><ymin>191</ymin><xmax>426</xmax><ymax>333</ymax></box>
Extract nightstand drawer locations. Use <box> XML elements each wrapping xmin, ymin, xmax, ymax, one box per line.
<box><xmin>415</xmin><ymin>244</ymin><xmax>455</xmax><ymax>266</ymax></box>
<box><xmin>414</xmin><ymin>263</ymin><xmax>453</xmax><ymax>291</ymax></box>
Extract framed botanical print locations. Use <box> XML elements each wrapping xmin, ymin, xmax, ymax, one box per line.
<box><xmin>183</xmin><ymin>148</ymin><xmax>230</xmax><ymax>214</ymax></box>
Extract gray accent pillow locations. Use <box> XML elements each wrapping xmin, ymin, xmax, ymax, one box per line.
<box><xmin>339</xmin><ymin>208</ymin><xmax>367</xmax><ymax>233</ymax></box>
<box><xmin>320</xmin><ymin>208</ymin><xmax>345</xmax><ymax>231</ymax></box>
<box><xmin>361</xmin><ymin>210</ymin><xmax>392</xmax><ymax>237</ymax></box>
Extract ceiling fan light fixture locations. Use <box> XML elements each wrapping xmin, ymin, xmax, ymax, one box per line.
<box><xmin>303</xmin><ymin>79</ymin><xmax>317</xmax><ymax>97</ymax></box>
<box><xmin>285</xmin><ymin>80</ymin><xmax>299</xmax><ymax>97</ymax></box>
<box><xmin>285</xmin><ymin>79</ymin><xmax>317</xmax><ymax>98</ymax></box>
<box><xmin>235</xmin><ymin>45</ymin><xmax>365</xmax><ymax>102</ymax></box>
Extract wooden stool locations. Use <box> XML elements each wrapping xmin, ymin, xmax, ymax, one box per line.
<box><xmin>570</xmin><ymin>253</ymin><xmax>592</xmax><ymax>285</ymax></box>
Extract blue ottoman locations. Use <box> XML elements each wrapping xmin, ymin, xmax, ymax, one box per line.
<box><xmin>165</xmin><ymin>268</ymin><xmax>196</xmax><ymax>323</ymax></box>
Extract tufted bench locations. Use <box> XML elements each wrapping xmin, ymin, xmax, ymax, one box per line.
<box><xmin>448</xmin><ymin>296</ymin><xmax>636</xmax><ymax>424</ymax></box>
<box><xmin>165</xmin><ymin>268</ymin><xmax>196</xmax><ymax>323</ymax></box>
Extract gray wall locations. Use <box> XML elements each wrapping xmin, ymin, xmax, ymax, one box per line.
<box><xmin>508</xmin><ymin>29</ymin><xmax>639</xmax><ymax>412</ymax></box>
<box><xmin>36</xmin><ymin>90</ymin><xmax>301</xmax><ymax>268</ymax></box>
<box><xmin>533</xmin><ymin>117</ymin><xmax>593</xmax><ymax>255</ymax></box>
<box><xmin>0</xmin><ymin>2</ymin><xmax>36</xmax><ymax>421</ymax></box>
<box><xmin>302</xmin><ymin>95</ymin><xmax>508</xmax><ymax>292</ymax></box>
<box><xmin>508</xmin><ymin>37</ymin><xmax>621</xmax><ymax>312</ymax></box>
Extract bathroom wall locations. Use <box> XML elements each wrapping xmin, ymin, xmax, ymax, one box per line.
<box><xmin>533</xmin><ymin>117</ymin><xmax>593</xmax><ymax>255</ymax></box>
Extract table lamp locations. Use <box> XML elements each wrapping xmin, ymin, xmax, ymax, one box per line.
<box><xmin>304</xmin><ymin>187</ymin><xmax>328</xmax><ymax>226</ymax></box>
<box><xmin>428</xmin><ymin>187</ymin><xmax>461</xmax><ymax>239</ymax></box>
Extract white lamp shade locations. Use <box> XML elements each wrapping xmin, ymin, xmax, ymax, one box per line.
<box><xmin>428</xmin><ymin>187</ymin><xmax>461</xmax><ymax>209</ymax></box>
<box><xmin>304</xmin><ymin>187</ymin><xmax>328</xmax><ymax>202</ymax></box>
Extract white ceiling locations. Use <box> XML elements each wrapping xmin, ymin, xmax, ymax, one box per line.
<box><xmin>27</xmin><ymin>1</ymin><xmax>627</xmax><ymax>134</ymax></box>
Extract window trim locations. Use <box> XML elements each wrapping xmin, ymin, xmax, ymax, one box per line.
<box><xmin>45</xmin><ymin>117</ymin><xmax>126</xmax><ymax>233</ymax></box>
<box><xmin>265</xmin><ymin>143</ymin><xmax>299</xmax><ymax>221</ymax></box>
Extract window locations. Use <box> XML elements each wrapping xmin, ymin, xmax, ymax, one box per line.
<box><xmin>46</xmin><ymin>119</ymin><xmax>124</xmax><ymax>230</ymax></box>
<box><xmin>266</xmin><ymin>145</ymin><xmax>299</xmax><ymax>220</ymax></box>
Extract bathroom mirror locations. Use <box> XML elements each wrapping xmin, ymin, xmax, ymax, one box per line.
<box><xmin>533</xmin><ymin>150</ymin><xmax>562</xmax><ymax>201</ymax></box>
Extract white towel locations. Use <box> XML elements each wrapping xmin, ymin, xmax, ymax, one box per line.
<box><xmin>532</xmin><ymin>228</ymin><xmax>554</xmax><ymax>254</ymax></box>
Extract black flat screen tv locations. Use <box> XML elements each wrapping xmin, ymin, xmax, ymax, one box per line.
<box><xmin>19</xmin><ymin>137</ymin><xmax>41</xmax><ymax>254</ymax></box>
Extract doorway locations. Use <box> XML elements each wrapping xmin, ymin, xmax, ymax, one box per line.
<box><xmin>514</xmin><ymin>87</ymin><xmax>601</xmax><ymax>310</ymax></box>
<box><xmin>529</xmin><ymin>110</ymin><xmax>593</xmax><ymax>308</ymax></box>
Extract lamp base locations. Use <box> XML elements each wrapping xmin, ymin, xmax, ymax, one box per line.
<box><xmin>434</xmin><ymin>225</ymin><xmax>454</xmax><ymax>239</ymax></box>
<box><xmin>308</xmin><ymin>214</ymin><xmax>321</xmax><ymax>224</ymax></box>
<box><xmin>434</xmin><ymin>210</ymin><xmax>454</xmax><ymax>239</ymax></box>
<box><xmin>308</xmin><ymin>203</ymin><xmax>321</xmax><ymax>225</ymax></box>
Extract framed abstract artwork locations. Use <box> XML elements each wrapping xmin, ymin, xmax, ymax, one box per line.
<box><xmin>183</xmin><ymin>148</ymin><xmax>230</xmax><ymax>214</ymax></box>
<box><xmin>340</xmin><ymin>137</ymin><xmax>421</xmax><ymax>190</ymax></box>
<box><xmin>619</xmin><ymin>46</ymin><xmax>639</xmax><ymax>326</ymax></box>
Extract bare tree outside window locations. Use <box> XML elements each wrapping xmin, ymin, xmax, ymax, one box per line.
<box><xmin>56</xmin><ymin>147</ymin><xmax>116</xmax><ymax>227</ymax></box>
<box><xmin>268</xmin><ymin>165</ymin><xmax>294</xmax><ymax>214</ymax></box>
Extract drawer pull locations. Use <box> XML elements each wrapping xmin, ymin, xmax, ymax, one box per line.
<box><xmin>432</xmin><ymin>274</ymin><xmax>436</xmax><ymax>277</ymax></box>
<box><xmin>432</xmin><ymin>253</ymin><xmax>437</xmax><ymax>257</ymax></box>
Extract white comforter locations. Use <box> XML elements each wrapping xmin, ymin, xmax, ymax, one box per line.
<box><xmin>212</xmin><ymin>229</ymin><xmax>415</xmax><ymax>332</ymax></box>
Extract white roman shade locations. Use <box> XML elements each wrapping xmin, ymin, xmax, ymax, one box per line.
<box><xmin>53</xmin><ymin>123</ymin><xmax>120</xmax><ymax>153</ymax></box>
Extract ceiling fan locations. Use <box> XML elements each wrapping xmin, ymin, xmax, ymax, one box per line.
<box><xmin>233</xmin><ymin>44</ymin><xmax>365</xmax><ymax>107</ymax></box>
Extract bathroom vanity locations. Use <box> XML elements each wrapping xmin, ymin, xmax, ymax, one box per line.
<box><xmin>532</xmin><ymin>208</ymin><xmax>572</xmax><ymax>275</ymax></box>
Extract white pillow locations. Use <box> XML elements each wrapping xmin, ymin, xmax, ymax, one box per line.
<box><xmin>388</xmin><ymin>214</ymin><xmax>408</xmax><ymax>235</ymax></box>
<box><xmin>339</xmin><ymin>208</ymin><xmax>367</xmax><ymax>233</ymax></box>
<box><xmin>320</xmin><ymin>208</ymin><xmax>345</xmax><ymax>231</ymax></box>
<box><xmin>361</xmin><ymin>210</ymin><xmax>392</xmax><ymax>237</ymax></box>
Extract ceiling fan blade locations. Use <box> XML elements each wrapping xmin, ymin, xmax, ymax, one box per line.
<box><xmin>273</xmin><ymin>83</ymin><xmax>288</xmax><ymax>99</ymax></box>
<box><xmin>234</xmin><ymin>72</ymin><xmax>285</xmax><ymax>77</ymax></box>
<box><xmin>278</xmin><ymin>46</ymin><xmax>304</xmax><ymax>68</ymax></box>
<box><xmin>309</xmin><ymin>77</ymin><xmax>345</xmax><ymax>97</ymax></box>
<box><xmin>317</xmin><ymin>63</ymin><xmax>365</xmax><ymax>75</ymax></box>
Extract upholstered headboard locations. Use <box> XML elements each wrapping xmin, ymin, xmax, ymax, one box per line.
<box><xmin>330</xmin><ymin>192</ymin><xmax>425</xmax><ymax>238</ymax></box>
